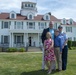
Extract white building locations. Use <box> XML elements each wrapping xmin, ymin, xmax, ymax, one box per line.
<box><xmin>0</xmin><ymin>1</ymin><xmax>76</xmax><ymax>48</ymax></box>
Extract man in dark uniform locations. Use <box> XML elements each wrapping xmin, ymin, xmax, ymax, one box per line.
<box><xmin>58</xmin><ymin>25</ymin><xmax>68</xmax><ymax>70</ymax></box>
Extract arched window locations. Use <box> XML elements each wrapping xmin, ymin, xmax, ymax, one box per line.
<box><xmin>63</xmin><ymin>20</ymin><xmax>66</xmax><ymax>24</ymax></box>
<box><xmin>63</xmin><ymin>19</ymin><xmax>66</xmax><ymax>24</ymax></box>
<box><xmin>46</xmin><ymin>15</ymin><xmax>49</xmax><ymax>20</ymax></box>
<box><xmin>29</xmin><ymin>15</ymin><xmax>32</xmax><ymax>19</ymax></box>
<box><xmin>11</xmin><ymin>14</ymin><xmax>15</xmax><ymax>18</ymax></box>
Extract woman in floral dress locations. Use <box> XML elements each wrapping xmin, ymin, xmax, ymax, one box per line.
<box><xmin>44</xmin><ymin>32</ymin><xmax>56</xmax><ymax>74</ymax></box>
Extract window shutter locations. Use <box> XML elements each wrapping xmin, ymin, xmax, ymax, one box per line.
<box><xmin>14</xmin><ymin>21</ymin><xmax>16</xmax><ymax>29</ymax></box>
<box><xmin>71</xmin><ymin>27</ymin><xmax>72</xmax><ymax>32</ymax></box>
<box><xmin>66</xmin><ymin>27</ymin><xmax>67</xmax><ymax>32</ymax></box>
<box><xmin>22</xmin><ymin>22</ymin><xmax>23</xmax><ymax>29</ymax></box>
<box><xmin>1</xmin><ymin>35</ymin><xmax>3</xmax><ymax>44</ymax></box>
<box><xmin>14</xmin><ymin>35</ymin><xmax>16</xmax><ymax>44</ymax></box>
<box><xmin>34</xmin><ymin>22</ymin><xmax>35</xmax><ymax>29</ymax></box>
<box><xmin>8</xmin><ymin>35</ymin><xmax>10</xmax><ymax>44</ymax></box>
<box><xmin>9</xmin><ymin>21</ymin><xmax>11</xmax><ymax>29</ymax></box>
<box><xmin>1</xmin><ymin>21</ymin><xmax>3</xmax><ymax>29</ymax></box>
<box><xmin>27</xmin><ymin>22</ymin><xmax>28</xmax><ymax>29</ymax></box>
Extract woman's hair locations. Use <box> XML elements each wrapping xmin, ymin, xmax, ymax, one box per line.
<box><xmin>46</xmin><ymin>32</ymin><xmax>52</xmax><ymax>39</ymax></box>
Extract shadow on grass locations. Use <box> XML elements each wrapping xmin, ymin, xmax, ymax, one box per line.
<box><xmin>21</xmin><ymin>69</ymin><xmax>59</xmax><ymax>75</ymax></box>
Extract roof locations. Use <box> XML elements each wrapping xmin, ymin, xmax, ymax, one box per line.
<box><xmin>0</xmin><ymin>12</ymin><xmax>76</xmax><ymax>25</ymax></box>
<box><xmin>0</xmin><ymin>13</ymin><xmax>60</xmax><ymax>21</ymax></box>
<box><xmin>22</xmin><ymin>2</ymin><xmax>36</xmax><ymax>4</ymax></box>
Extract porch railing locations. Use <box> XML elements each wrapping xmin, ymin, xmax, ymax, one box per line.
<box><xmin>0</xmin><ymin>43</ymin><xmax>9</xmax><ymax>47</ymax></box>
<box><xmin>13</xmin><ymin>42</ymin><xmax>25</xmax><ymax>47</ymax></box>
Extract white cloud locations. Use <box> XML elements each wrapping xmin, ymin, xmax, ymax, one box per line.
<box><xmin>52</xmin><ymin>5</ymin><xmax>76</xmax><ymax>21</ymax></box>
<box><xmin>0</xmin><ymin>0</ymin><xmax>76</xmax><ymax>21</ymax></box>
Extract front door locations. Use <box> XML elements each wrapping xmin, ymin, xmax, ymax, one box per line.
<box><xmin>29</xmin><ymin>37</ymin><xmax>31</xmax><ymax>46</ymax></box>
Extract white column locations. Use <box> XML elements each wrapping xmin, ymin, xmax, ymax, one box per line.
<box><xmin>27</xmin><ymin>33</ymin><xmax>28</xmax><ymax>46</ymax></box>
<box><xmin>24</xmin><ymin>33</ymin><xmax>26</xmax><ymax>47</ymax></box>
<box><xmin>11</xmin><ymin>33</ymin><xmax>13</xmax><ymax>47</ymax></box>
<box><xmin>38</xmin><ymin>33</ymin><xmax>39</xmax><ymax>47</ymax></box>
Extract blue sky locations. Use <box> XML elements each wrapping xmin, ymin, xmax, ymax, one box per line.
<box><xmin>0</xmin><ymin>0</ymin><xmax>76</xmax><ymax>21</ymax></box>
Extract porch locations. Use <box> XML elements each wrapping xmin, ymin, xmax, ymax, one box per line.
<box><xmin>9</xmin><ymin>33</ymin><xmax>42</xmax><ymax>47</ymax></box>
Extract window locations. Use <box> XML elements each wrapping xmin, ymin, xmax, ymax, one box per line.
<box><xmin>11</xmin><ymin>14</ymin><xmax>15</xmax><ymax>18</ymax></box>
<box><xmin>39</xmin><ymin>22</ymin><xmax>46</xmax><ymax>29</ymax></box>
<box><xmin>38</xmin><ymin>22</ymin><xmax>40</xmax><ymax>29</ymax></box>
<box><xmin>41</xmin><ymin>23</ymin><xmax>44</xmax><ymax>29</ymax></box>
<box><xmin>63</xmin><ymin>19</ymin><xmax>66</xmax><ymax>24</ymax></box>
<box><xmin>28</xmin><ymin>4</ymin><xmax>30</xmax><ymax>7</ymax></box>
<box><xmin>68</xmin><ymin>37</ymin><xmax>72</xmax><ymax>40</ymax></box>
<box><xmin>10</xmin><ymin>11</ymin><xmax>16</xmax><ymax>19</ymax></box>
<box><xmin>1</xmin><ymin>21</ymin><xmax>10</xmax><ymax>29</ymax></box>
<box><xmin>31</xmin><ymin>4</ymin><xmax>33</xmax><ymax>7</ymax></box>
<box><xmin>27</xmin><ymin>22</ymin><xmax>35</xmax><ymax>29</ymax></box>
<box><xmin>1</xmin><ymin>35</ymin><xmax>9</xmax><ymax>44</ymax></box>
<box><xmin>74</xmin><ymin>37</ymin><xmax>76</xmax><ymax>41</ymax></box>
<box><xmin>66</xmin><ymin>27</ymin><xmax>72</xmax><ymax>32</ymax></box>
<box><xmin>70</xmin><ymin>19</ymin><xmax>73</xmax><ymax>25</ymax></box>
<box><xmin>46</xmin><ymin>15</ymin><xmax>49</xmax><ymax>20</ymax></box>
<box><xmin>45</xmin><ymin>22</ymin><xmax>47</xmax><ymax>28</ymax></box>
<box><xmin>9</xmin><ymin>21</ymin><xmax>11</xmax><ymax>25</ymax></box>
<box><xmin>54</xmin><ymin>23</ymin><xmax>57</xmax><ymax>29</ymax></box>
<box><xmin>4</xmin><ymin>22</ymin><xmax>9</xmax><ymax>28</ymax></box>
<box><xmin>29</xmin><ymin>15</ymin><xmax>32</xmax><ymax>19</ymax></box>
<box><xmin>29</xmin><ymin>22</ymin><xmax>33</xmax><ymax>29</ymax></box>
<box><xmin>25</xmin><ymin>4</ymin><xmax>27</xmax><ymax>7</ymax></box>
<box><xmin>14</xmin><ymin>35</ymin><xmax>23</xmax><ymax>43</ymax></box>
<box><xmin>14</xmin><ymin>22</ymin><xmax>23</xmax><ymax>29</ymax></box>
<box><xmin>4</xmin><ymin>36</ymin><xmax>9</xmax><ymax>43</ymax></box>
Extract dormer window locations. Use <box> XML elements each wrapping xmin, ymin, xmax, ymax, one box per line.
<box><xmin>11</xmin><ymin>13</ymin><xmax>15</xmax><ymax>18</ymax></box>
<box><xmin>63</xmin><ymin>20</ymin><xmax>66</xmax><ymax>24</ymax></box>
<box><xmin>70</xmin><ymin>19</ymin><xmax>73</xmax><ymax>25</ymax></box>
<box><xmin>10</xmin><ymin>11</ymin><xmax>16</xmax><ymax>19</ymax></box>
<box><xmin>29</xmin><ymin>14</ymin><xmax>32</xmax><ymax>19</ymax></box>
<box><xmin>27</xmin><ymin>12</ymin><xmax>34</xmax><ymax>19</ymax></box>
<box><xmin>61</xmin><ymin>18</ymin><xmax>66</xmax><ymax>24</ymax></box>
<box><xmin>43</xmin><ymin>13</ymin><xmax>50</xmax><ymax>20</ymax></box>
<box><xmin>46</xmin><ymin>15</ymin><xmax>49</xmax><ymax>20</ymax></box>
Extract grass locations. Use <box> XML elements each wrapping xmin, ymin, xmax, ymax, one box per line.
<box><xmin>0</xmin><ymin>50</ymin><xmax>76</xmax><ymax>75</ymax></box>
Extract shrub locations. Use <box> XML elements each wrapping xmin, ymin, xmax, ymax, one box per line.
<box><xmin>72</xmin><ymin>41</ymin><xmax>76</xmax><ymax>47</ymax></box>
<box><xmin>7</xmin><ymin>48</ymin><xmax>17</xmax><ymax>52</ymax></box>
<box><xmin>68</xmin><ymin>40</ymin><xmax>72</xmax><ymax>49</ymax></box>
<box><xmin>19</xmin><ymin>48</ymin><xmax>25</xmax><ymax>52</ymax></box>
<box><xmin>69</xmin><ymin>47</ymin><xmax>76</xmax><ymax>50</ymax></box>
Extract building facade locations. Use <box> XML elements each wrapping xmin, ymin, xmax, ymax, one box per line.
<box><xmin>0</xmin><ymin>1</ymin><xmax>76</xmax><ymax>48</ymax></box>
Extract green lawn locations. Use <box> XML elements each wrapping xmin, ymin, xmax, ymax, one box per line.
<box><xmin>0</xmin><ymin>50</ymin><xmax>76</xmax><ymax>75</ymax></box>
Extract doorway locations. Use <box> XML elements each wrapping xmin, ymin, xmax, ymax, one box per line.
<box><xmin>29</xmin><ymin>37</ymin><xmax>31</xmax><ymax>46</ymax></box>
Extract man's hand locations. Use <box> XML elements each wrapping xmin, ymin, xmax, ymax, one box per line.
<box><xmin>60</xmin><ymin>52</ymin><xmax>62</xmax><ymax>54</ymax></box>
<box><xmin>62</xmin><ymin>45</ymin><xmax>64</xmax><ymax>49</ymax></box>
